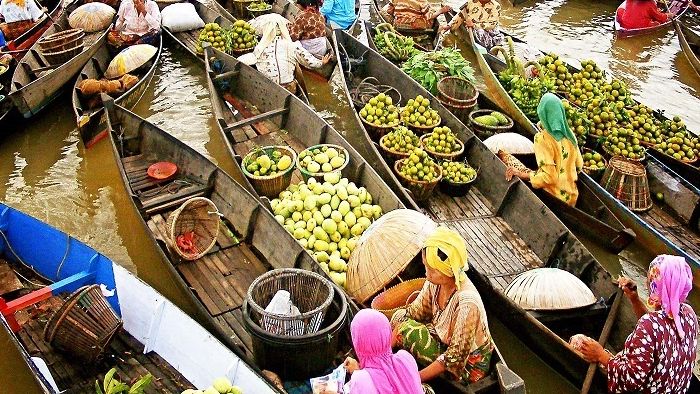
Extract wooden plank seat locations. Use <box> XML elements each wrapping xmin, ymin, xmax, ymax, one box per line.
<box><xmin>424</xmin><ymin>188</ymin><xmax>544</xmax><ymax>292</ymax></box>
<box><xmin>174</xmin><ymin>31</ymin><xmax>199</xmax><ymax>52</ymax></box>
<box><xmin>16</xmin><ymin>297</ymin><xmax>194</xmax><ymax>393</ymax></box>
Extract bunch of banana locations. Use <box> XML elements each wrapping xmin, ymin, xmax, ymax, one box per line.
<box><xmin>373</xmin><ymin>23</ymin><xmax>416</xmax><ymax>62</ymax></box>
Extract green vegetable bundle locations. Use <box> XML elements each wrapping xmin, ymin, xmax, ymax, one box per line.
<box><xmin>401</xmin><ymin>48</ymin><xmax>475</xmax><ymax>95</ymax></box>
<box><xmin>373</xmin><ymin>23</ymin><xmax>416</xmax><ymax>63</ymax></box>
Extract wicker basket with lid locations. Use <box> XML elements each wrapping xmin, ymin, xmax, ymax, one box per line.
<box><xmin>347</xmin><ymin>209</ymin><xmax>437</xmax><ymax>304</ymax></box>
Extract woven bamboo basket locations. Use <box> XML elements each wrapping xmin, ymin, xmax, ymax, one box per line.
<box><xmin>581</xmin><ymin>147</ymin><xmax>607</xmax><ymax>179</ymax></box>
<box><xmin>242</xmin><ymin>146</ymin><xmax>296</xmax><ymax>198</ymax></box>
<box><xmin>420</xmin><ymin>134</ymin><xmax>464</xmax><ymax>161</ymax></box>
<box><xmin>42</xmin><ymin>44</ymin><xmax>85</xmax><ymax>66</ymax></box>
<box><xmin>361</xmin><ymin>117</ymin><xmax>400</xmax><ymax>141</ymax></box>
<box><xmin>297</xmin><ymin>144</ymin><xmax>349</xmax><ymax>182</ymax></box>
<box><xmin>652</xmin><ymin>146</ymin><xmax>698</xmax><ymax>165</ymax></box>
<box><xmin>247</xmin><ymin>3</ymin><xmax>272</xmax><ymax>17</ymax></box>
<box><xmin>504</xmin><ymin>268</ymin><xmax>597</xmax><ymax>311</ymax></box>
<box><xmin>166</xmin><ymin>197</ymin><xmax>221</xmax><ymax>260</ymax></box>
<box><xmin>437</xmin><ymin>77</ymin><xmax>478</xmax><ymax>124</ymax></box>
<box><xmin>371</xmin><ymin>278</ymin><xmax>426</xmax><ymax>319</ymax></box>
<box><xmin>600</xmin><ymin>156</ymin><xmax>652</xmax><ymax>212</ymax></box>
<box><xmin>347</xmin><ymin>209</ymin><xmax>437</xmax><ymax>303</ymax></box>
<box><xmin>378</xmin><ymin>134</ymin><xmax>413</xmax><ymax>163</ymax></box>
<box><xmin>402</xmin><ymin>112</ymin><xmax>441</xmax><ymax>136</ymax></box>
<box><xmin>469</xmin><ymin>109</ymin><xmax>514</xmax><ymax>140</ymax></box>
<box><xmin>38</xmin><ymin>29</ymin><xmax>84</xmax><ymax>52</ymax></box>
<box><xmin>394</xmin><ymin>159</ymin><xmax>442</xmax><ymax>202</ymax></box>
<box><xmin>230</xmin><ymin>46</ymin><xmax>254</xmax><ymax>56</ymax></box>
<box><xmin>246</xmin><ymin>268</ymin><xmax>334</xmax><ymax>336</ymax></box>
<box><xmin>43</xmin><ymin>285</ymin><xmax>122</xmax><ymax>362</ymax></box>
<box><xmin>439</xmin><ymin>169</ymin><xmax>478</xmax><ymax>197</ymax></box>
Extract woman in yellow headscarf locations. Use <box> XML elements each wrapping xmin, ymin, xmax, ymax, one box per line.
<box><xmin>391</xmin><ymin>227</ymin><xmax>494</xmax><ymax>384</ymax></box>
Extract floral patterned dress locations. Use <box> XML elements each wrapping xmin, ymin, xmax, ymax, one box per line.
<box><xmin>530</xmin><ymin>129</ymin><xmax>583</xmax><ymax>206</ymax></box>
<box><xmin>607</xmin><ymin>304</ymin><xmax>698</xmax><ymax>393</ymax></box>
<box><xmin>391</xmin><ymin>279</ymin><xmax>494</xmax><ymax>383</ymax></box>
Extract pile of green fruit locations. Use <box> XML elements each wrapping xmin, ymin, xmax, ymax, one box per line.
<box><xmin>561</xmin><ymin>99</ymin><xmax>590</xmax><ymax>144</ymax></box>
<box><xmin>422</xmin><ymin>126</ymin><xmax>461</xmax><ymax>155</ymax></box>
<box><xmin>196</xmin><ymin>23</ymin><xmax>231</xmax><ymax>54</ymax></box>
<box><xmin>381</xmin><ymin>126</ymin><xmax>420</xmax><ymax>154</ymax></box>
<box><xmin>359</xmin><ymin>93</ymin><xmax>399</xmax><ymax>127</ymax></box>
<box><xmin>298</xmin><ymin>145</ymin><xmax>347</xmax><ymax>174</ymax></box>
<box><xmin>582</xmin><ymin>150</ymin><xmax>606</xmax><ymax>171</ymax></box>
<box><xmin>230</xmin><ymin>20</ymin><xmax>257</xmax><ymax>51</ymax></box>
<box><xmin>401</xmin><ymin>95</ymin><xmax>440</xmax><ymax>128</ymax></box>
<box><xmin>440</xmin><ymin>161</ymin><xmax>476</xmax><ymax>183</ymax></box>
<box><xmin>244</xmin><ymin>148</ymin><xmax>293</xmax><ymax>177</ymax></box>
<box><xmin>539</xmin><ymin>53</ymin><xmax>574</xmax><ymax>92</ymax></box>
<box><xmin>602</xmin><ymin>125</ymin><xmax>646</xmax><ymax>160</ymax></box>
<box><xmin>655</xmin><ymin>128</ymin><xmax>698</xmax><ymax>162</ymax></box>
<box><xmin>181</xmin><ymin>377</ymin><xmax>242</xmax><ymax>394</ymax></box>
<box><xmin>626</xmin><ymin>104</ymin><xmax>662</xmax><ymax>145</ymax></box>
<box><xmin>373</xmin><ymin>23</ymin><xmax>416</xmax><ymax>63</ymax></box>
<box><xmin>398</xmin><ymin>147</ymin><xmax>440</xmax><ymax>182</ymax></box>
<box><xmin>247</xmin><ymin>1</ymin><xmax>271</xmax><ymax>11</ymax></box>
<box><xmin>271</xmin><ymin>173</ymin><xmax>383</xmax><ymax>288</ymax></box>
<box><xmin>473</xmin><ymin>110</ymin><xmax>510</xmax><ymax>127</ymax></box>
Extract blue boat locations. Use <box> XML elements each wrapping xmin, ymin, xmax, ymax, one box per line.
<box><xmin>0</xmin><ymin>203</ymin><xmax>278</xmax><ymax>393</ymax></box>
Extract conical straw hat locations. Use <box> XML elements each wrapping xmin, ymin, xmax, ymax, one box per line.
<box><xmin>504</xmin><ymin>268</ymin><xmax>597</xmax><ymax>311</ymax></box>
<box><xmin>347</xmin><ymin>209</ymin><xmax>437</xmax><ymax>303</ymax></box>
<box><xmin>105</xmin><ymin>44</ymin><xmax>158</xmax><ymax>79</ymax></box>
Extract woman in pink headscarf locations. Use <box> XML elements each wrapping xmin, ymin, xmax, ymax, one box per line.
<box><xmin>578</xmin><ymin>255</ymin><xmax>698</xmax><ymax>393</ymax></box>
<box><xmin>343</xmin><ymin>309</ymin><xmax>424</xmax><ymax>394</ymax></box>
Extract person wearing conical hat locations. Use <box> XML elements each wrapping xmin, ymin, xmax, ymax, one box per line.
<box><xmin>391</xmin><ymin>227</ymin><xmax>494</xmax><ymax>384</ymax></box>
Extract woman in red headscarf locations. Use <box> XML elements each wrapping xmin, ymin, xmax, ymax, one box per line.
<box><xmin>577</xmin><ymin>255</ymin><xmax>698</xmax><ymax>393</ymax></box>
<box><xmin>617</xmin><ymin>0</ymin><xmax>672</xmax><ymax>29</ymax></box>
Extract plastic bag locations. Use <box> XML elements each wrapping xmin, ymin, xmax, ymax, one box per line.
<box><xmin>310</xmin><ymin>364</ymin><xmax>347</xmax><ymax>394</ymax></box>
<box><xmin>262</xmin><ymin>290</ymin><xmax>302</xmax><ymax>336</ymax></box>
<box><xmin>161</xmin><ymin>3</ymin><xmax>205</xmax><ymax>33</ymax></box>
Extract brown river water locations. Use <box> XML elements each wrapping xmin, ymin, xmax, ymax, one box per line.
<box><xmin>1</xmin><ymin>1</ymin><xmax>699</xmax><ymax>392</ymax></box>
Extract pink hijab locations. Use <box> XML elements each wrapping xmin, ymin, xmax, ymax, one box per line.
<box><xmin>647</xmin><ymin>255</ymin><xmax>693</xmax><ymax>338</ymax></box>
<box><xmin>349</xmin><ymin>309</ymin><xmax>422</xmax><ymax>394</ymax></box>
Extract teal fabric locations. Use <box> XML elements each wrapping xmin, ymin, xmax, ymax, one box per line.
<box><xmin>536</xmin><ymin>93</ymin><xmax>578</xmax><ymax>147</ymax></box>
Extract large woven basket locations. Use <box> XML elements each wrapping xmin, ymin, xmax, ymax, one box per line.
<box><xmin>600</xmin><ymin>156</ymin><xmax>652</xmax><ymax>212</ymax></box>
<box><xmin>42</xmin><ymin>44</ymin><xmax>85</xmax><ymax>66</ymax></box>
<box><xmin>43</xmin><ymin>285</ymin><xmax>122</xmax><ymax>362</ymax></box>
<box><xmin>361</xmin><ymin>117</ymin><xmax>400</xmax><ymax>141</ymax></box>
<box><xmin>394</xmin><ymin>159</ymin><xmax>442</xmax><ymax>202</ymax></box>
<box><xmin>420</xmin><ymin>134</ymin><xmax>464</xmax><ymax>161</ymax></box>
<box><xmin>437</xmin><ymin>77</ymin><xmax>478</xmax><ymax>124</ymax></box>
<box><xmin>469</xmin><ymin>109</ymin><xmax>514</xmax><ymax>140</ymax></box>
<box><xmin>246</xmin><ymin>268</ymin><xmax>334</xmax><ymax>336</ymax></box>
<box><xmin>38</xmin><ymin>28</ymin><xmax>84</xmax><ymax>52</ymax></box>
<box><xmin>166</xmin><ymin>197</ymin><xmax>221</xmax><ymax>260</ymax></box>
<box><xmin>581</xmin><ymin>147</ymin><xmax>607</xmax><ymax>179</ymax></box>
<box><xmin>242</xmin><ymin>146</ymin><xmax>296</xmax><ymax>198</ymax></box>
<box><xmin>347</xmin><ymin>209</ymin><xmax>437</xmax><ymax>303</ymax></box>
<box><xmin>371</xmin><ymin>278</ymin><xmax>426</xmax><ymax>319</ymax></box>
<box><xmin>297</xmin><ymin>144</ymin><xmax>349</xmax><ymax>182</ymax></box>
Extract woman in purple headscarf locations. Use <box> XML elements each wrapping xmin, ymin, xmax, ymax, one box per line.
<box><xmin>578</xmin><ymin>255</ymin><xmax>698</xmax><ymax>393</ymax></box>
<box><xmin>343</xmin><ymin>309</ymin><xmax>425</xmax><ymax>394</ymax></box>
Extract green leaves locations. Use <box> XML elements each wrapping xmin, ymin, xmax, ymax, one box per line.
<box><xmin>95</xmin><ymin>368</ymin><xmax>153</xmax><ymax>394</ymax></box>
<box><xmin>401</xmin><ymin>48</ymin><xmax>476</xmax><ymax>95</ymax></box>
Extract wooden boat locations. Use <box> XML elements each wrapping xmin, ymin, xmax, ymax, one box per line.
<box><xmin>372</xmin><ymin>0</ymin><xmax>441</xmax><ymax>50</ymax></box>
<box><xmin>460</xmin><ymin>29</ymin><xmax>700</xmax><ymax>283</ymax></box>
<box><xmin>0</xmin><ymin>0</ymin><xmax>64</xmax><ymax>123</ymax></box>
<box><xmin>105</xmin><ymin>79</ymin><xmax>522</xmax><ymax>393</ymax></box>
<box><xmin>0</xmin><ymin>203</ymin><xmax>278</xmax><ymax>393</ymax></box>
<box><xmin>332</xmin><ymin>29</ymin><xmax>645</xmax><ymax>393</ymax></box>
<box><xmin>676</xmin><ymin>20</ymin><xmax>700</xmax><ymax>78</ymax></box>
<box><xmin>72</xmin><ymin>34</ymin><xmax>163</xmax><ymax>147</ymax></box>
<box><xmin>614</xmin><ymin>0</ymin><xmax>689</xmax><ymax>38</ymax></box>
<box><xmin>161</xmin><ymin>0</ymin><xmax>236</xmax><ymax>60</ymax></box>
<box><xmin>9</xmin><ymin>1</ymin><xmax>112</xmax><ymax>118</ymax></box>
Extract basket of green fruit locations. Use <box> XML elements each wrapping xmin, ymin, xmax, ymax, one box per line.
<box><xmin>379</xmin><ymin>126</ymin><xmax>420</xmax><ymax>163</ymax></box>
<box><xmin>242</xmin><ymin>146</ymin><xmax>297</xmax><ymax>198</ymax></box>
<box><xmin>359</xmin><ymin>93</ymin><xmax>401</xmax><ymax>140</ymax></box>
<box><xmin>297</xmin><ymin>144</ymin><xmax>349</xmax><ymax>182</ymax></box>
<box><xmin>247</xmin><ymin>1</ymin><xmax>272</xmax><ymax>17</ymax></box>
<box><xmin>393</xmin><ymin>148</ymin><xmax>442</xmax><ymax>202</ymax></box>
<box><xmin>229</xmin><ymin>20</ymin><xmax>258</xmax><ymax>54</ymax></box>
<box><xmin>420</xmin><ymin>126</ymin><xmax>464</xmax><ymax>161</ymax></box>
<box><xmin>400</xmin><ymin>95</ymin><xmax>441</xmax><ymax>134</ymax></box>
<box><xmin>438</xmin><ymin>161</ymin><xmax>477</xmax><ymax>197</ymax></box>
<box><xmin>581</xmin><ymin>148</ymin><xmax>607</xmax><ymax>179</ymax></box>
<box><xmin>196</xmin><ymin>23</ymin><xmax>231</xmax><ymax>55</ymax></box>
<box><xmin>468</xmin><ymin>109</ymin><xmax>514</xmax><ymax>140</ymax></box>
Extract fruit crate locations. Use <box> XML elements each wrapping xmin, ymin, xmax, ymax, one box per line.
<box><xmin>242</xmin><ymin>146</ymin><xmax>297</xmax><ymax>198</ymax></box>
<box><xmin>393</xmin><ymin>159</ymin><xmax>442</xmax><ymax>202</ymax></box>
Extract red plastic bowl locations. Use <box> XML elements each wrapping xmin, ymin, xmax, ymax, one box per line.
<box><xmin>147</xmin><ymin>161</ymin><xmax>177</xmax><ymax>180</ymax></box>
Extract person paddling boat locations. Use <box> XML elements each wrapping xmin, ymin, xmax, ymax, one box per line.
<box><xmin>616</xmin><ymin>0</ymin><xmax>672</xmax><ymax>29</ymax></box>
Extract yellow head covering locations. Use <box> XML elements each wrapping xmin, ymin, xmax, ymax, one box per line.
<box><xmin>424</xmin><ymin>227</ymin><xmax>468</xmax><ymax>289</ymax></box>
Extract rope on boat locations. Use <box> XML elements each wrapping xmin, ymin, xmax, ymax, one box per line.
<box><xmin>0</xmin><ymin>229</ymin><xmax>58</xmax><ymax>287</ymax></box>
<box><xmin>137</xmin><ymin>179</ymin><xmax>193</xmax><ymax>199</ymax></box>
<box><xmin>350</xmin><ymin>77</ymin><xmax>402</xmax><ymax>108</ymax></box>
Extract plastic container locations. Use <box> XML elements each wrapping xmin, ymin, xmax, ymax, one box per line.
<box><xmin>243</xmin><ymin>283</ymin><xmax>348</xmax><ymax>380</ymax></box>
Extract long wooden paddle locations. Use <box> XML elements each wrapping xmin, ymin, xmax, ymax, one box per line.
<box><xmin>580</xmin><ymin>288</ymin><xmax>624</xmax><ymax>394</ymax></box>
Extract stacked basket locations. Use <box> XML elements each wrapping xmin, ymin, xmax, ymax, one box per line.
<box><xmin>600</xmin><ymin>156</ymin><xmax>652</xmax><ymax>212</ymax></box>
<box><xmin>436</xmin><ymin>77</ymin><xmax>478</xmax><ymax>125</ymax></box>
<box><xmin>38</xmin><ymin>29</ymin><xmax>85</xmax><ymax>66</ymax></box>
